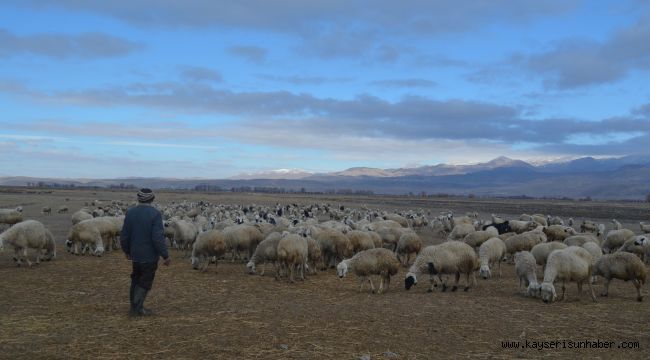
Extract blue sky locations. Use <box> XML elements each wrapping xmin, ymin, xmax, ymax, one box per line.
<box><xmin>0</xmin><ymin>1</ymin><xmax>649</xmax><ymax>178</ymax></box>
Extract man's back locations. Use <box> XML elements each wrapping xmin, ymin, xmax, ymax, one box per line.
<box><xmin>121</xmin><ymin>204</ymin><xmax>167</xmax><ymax>263</ymax></box>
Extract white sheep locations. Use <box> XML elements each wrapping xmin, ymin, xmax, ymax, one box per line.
<box><xmin>71</xmin><ymin>209</ymin><xmax>93</xmax><ymax>225</ymax></box>
<box><xmin>276</xmin><ymin>233</ymin><xmax>308</xmax><ymax>283</ymax></box>
<box><xmin>0</xmin><ymin>220</ymin><xmax>56</xmax><ymax>266</ymax></box>
<box><xmin>66</xmin><ymin>219</ymin><xmax>105</xmax><ymax>256</ymax></box>
<box><xmin>593</xmin><ymin>252</ymin><xmax>646</xmax><ymax>301</ymax></box>
<box><xmin>505</xmin><ymin>229</ymin><xmax>546</xmax><ymax>256</ymax></box>
<box><xmin>508</xmin><ymin>220</ymin><xmax>538</xmax><ymax>234</ymax></box>
<box><xmin>540</xmin><ymin>247</ymin><xmax>596</xmax><ymax>303</ymax></box>
<box><xmin>447</xmin><ymin>223</ymin><xmax>476</xmax><ymax>241</ymax></box>
<box><xmin>543</xmin><ymin>225</ymin><xmax>577</xmax><ymax>242</ymax></box>
<box><xmin>337</xmin><ymin>248</ymin><xmax>400</xmax><ymax>294</ymax></box>
<box><xmin>478</xmin><ymin>237</ymin><xmax>506</xmax><ymax>279</ymax></box>
<box><xmin>611</xmin><ymin>219</ymin><xmax>622</xmax><ymax>230</ymax></box>
<box><xmin>463</xmin><ymin>226</ymin><xmax>499</xmax><ymax>249</ymax></box>
<box><xmin>395</xmin><ymin>231</ymin><xmax>422</xmax><ymax>266</ymax></box>
<box><xmin>531</xmin><ymin>242</ymin><xmax>567</xmax><ymax>270</ymax></box>
<box><xmin>640</xmin><ymin>222</ymin><xmax>650</xmax><ymax>234</ymax></box>
<box><xmin>404</xmin><ymin>241</ymin><xmax>478</xmax><ymax>292</ymax></box>
<box><xmin>617</xmin><ymin>235</ymin><xmax>649</xmax><ymax>263</ymax></box>
<box><xmin>191</xmin><ymin>230</ymin><xmax>227</xmax><ymax>272</ymax></box>
<box><xmin>246</xmin><ymin>232</ymin><xmax>282</xmax><ymax>275</ymax></box>
<box><xmin>581</xmin><ymin>241</ymin><xmax>603</xmax><ymax>283</ymax></box>
<box><xmin>307</xmin><ymin>226</ymin><xmax>352</xmax><ymax>269</ymax></box>
<box><xmin>166</xmin><ymin>218</ymin><xmax>199</xmax><ymax>254</ymax></box>
<box><xmin>563</xmin><ymin>233</ymin><xmax>601</xmax><ymax>247</ymax></box>
<box><xmin>0</xmin><ymin>207</ymin><xmax>23</xmax><ymax>226</ymax></box>
<box><xmin>346</xmin><ymin>230</ymin><xmax>376</xmax><ymax>254</ymax></box>
<box><xmin>514</xmin><ymin>251</ymin><xmax>540</xmax><ymax>297</ymax></box>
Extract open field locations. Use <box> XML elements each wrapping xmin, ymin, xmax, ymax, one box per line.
<box><xmin>1</xmin><ymin>188</ymin><xmax>650</xmax><ymax>359</ymax></box>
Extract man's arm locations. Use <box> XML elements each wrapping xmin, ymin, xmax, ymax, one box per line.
<box><xmin>120</xmin><ymin>212</ymin><xmax>132</xmax><ymax>259</ymax></box>
<box><xmin>151</xmin><ymin>211</ymin><xmax>169</xmax><ymax>263</ymax></box>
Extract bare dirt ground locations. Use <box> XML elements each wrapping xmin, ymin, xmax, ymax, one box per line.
<box><xmin>1</xmin><ymin>188</ymin><xmax>649</xmax><ymax>359</ymax></box>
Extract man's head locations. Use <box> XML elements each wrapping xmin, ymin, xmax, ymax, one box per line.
<box><xmin>137</xmin><ymin>188</ymin><xmax>155</xmax><ymax>203</ymax></box>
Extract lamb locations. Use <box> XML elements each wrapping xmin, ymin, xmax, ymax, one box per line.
<box><xmin>71</xmin><ymin>209</ymin><xmax>93</xmax><ymax>225</ymax></box>
<box><xmin>543</xmin><ymin>225</ymin><xmax>576</xmax><ymax>242</ymax></box>
<box><xmin>640</xmin><ymin>222</ymin><xmax>650</xmax><ymax>234</ymax></box>
<box><xmin>531</xmin><ymin>242</ymin><xmax>567</xmax><ymax>270</ymax></box>
<box><xmin>593</xmin><ymin>252</ymin><xmax>646</xmax><ymax>301</ymax></box>
<box><xmin>246</xmin><ymin>232</ymin><xmax>282</xmax><ymax>275</ymax></box>
<box><xmin>0</xmin><ymin>220</ymin><xmax>56</xmax><ymax>266</ymax></box>
<box><xmin>346</xmin><ymin>230</ymin><xmax>376</xmax><ymax>254</ymax></box>
<box><xmin>337</xmin><ymin>248</ymin><xmax>400</xmax><ymax>294</ymax></box>
<box><xmin>602</xmin><ymin>229</ymin><xmax>635</xmax><ymax>253</ymax></box>
<box><xmin>540</xmin><ymin>246</ymin><xmax>596</xmax><ymax>303</ymax></box>
<box><xmin>508</xmin><ymin>220</ymin><xmax>538</xmax><ymax>234</ymax></box>
<box><xmin>514</xmin><ymin>251</ymin><xmax>540</xmax><ymax>297</ymax></box>
<box><xmin>191</xmin><ymin>230</ymin><xmax>227</xmax><ymax>272</ymax></box>
<box><xmin>0</xmin><ymin>208</ymin><xmax>23</xmax><ymax>226</ymax></box>
<box><xmin>617</xmin><ymin>235</ymin><xmax>649</xmax><ymax>263</ymax></box>
<box><xmin>222</xmin><ymin>224</ymin><xmax>264</xmax><ymax>261</ymax></box>
<box><xmin>464</xmin><ymin>226</ymin><xmax>499</xmax><ymax>249</ymax></box>
<box><xmin>478</xmin><ymin>237</ymin><xmax>506</xmax><ymax>279</ymax></box>
<box><xmin>276</xmin><ymin>233</ymin><xmax>308</xmax><ymax>283</ymax></box>
<box><xmin>395</xmin><ymin>232</ymin><xmax>422</xmax><ymax>266</ymax></box>
<box><xmin>404</xmin><ymin>241</ymin><xmax>478</xmax><ymax>292</ymax></box>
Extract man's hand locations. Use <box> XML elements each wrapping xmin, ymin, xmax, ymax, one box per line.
<box><xmin>163</xmin><ymin>257</ymin><xmax>171</xmax><ymax>266</ymax></box>
<box><xmin>125</xmin><ymin>253</ymin><xmax>131</xmax><ymax>260</ymax></box>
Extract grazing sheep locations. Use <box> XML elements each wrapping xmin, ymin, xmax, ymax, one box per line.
<box><xmin>71</xmin><ymin>209</ymin><xmax>93</xmax><ymax>225</ymax></box>
<box><xmin>581</xmin><ymin>241</ymin><xmax>603</xmax><ymax>283</ymax></box>
<box><xmin>337</xmin><ymin>248</ymin><xmax>400</xmax><ymax>294</ymax></box>
<box><xmin>276</xmin><ymin>233</ymin><xmax>308</xmax><ymax>283</ymax></box>
<box><xmin>66</xmin><ymin>220</ymin><xmax>105</xmax><ymax>256</ymax></box>
<box><xmin>375</xmin><ymin>226</ymin><xmax>409</xmax><ymax>251</ymax></box>
<box><xmin>0</xmin><ymin>208</ymin><xmax>23</xmax><ymax>226</ymax></box>
<box><xmin>563</xmin><ymin>233</ymin><xmax>600</xmax><ymax>247</ymax></box>
<box><xmin>222</xmin><ymin>224</ymin><xmax>264</xmax><ymax>261</ymax></box>
<box><xmin>505</xmin><ymin>230</ymin><xmax>546</xmax><ymax>256</ymax></box>
<box><xmin>191</xmin><ymin>230</ymin><xmax>227</xmax><ymax>272</ymax></box>
<box><xmin>395</xmin><ymin>232</ymin><xmax>422</xmax><ymax>266</ymax></box>
<box><xmin>404</xmin><ymin>241</ymin><xmax>478</xmax><ymax>292</ymax></box>
<box><xmin>0</xmin><ymin>220</ymin><xmax>56</xmax><ymax>266</ymax></box>
<box><xmin>508</xmin><ymin>220</ymin><xmax>538</xmax><ymax>234</ymax></box>
<box><xmin>246</xmin><ymin>232</ymin><xmax>282</xmax><ymax>275</ymax></box>
<box><xmin>640</xmin><ymin>222</ymin><xmax>650</xmax><ymax>234</ymax></box>
<box><xmin>602</xmin><ymin>229</ymin><xmax>635</xmax><ymax>253</ymax></box>
<box><xmin>478</xmin><ymin>237</ymin><xmax>506</xmax><ymax>279</ymax></box>
<box><xmin>540</xmin><ymin>247</ymin><xmax>596</xmax><ymax>303</ymax></box>
<box><xmin>594</xmin><ymin>252</ymin><xmax>646</xmax><ymax>301</ymax></box>
<box><xmin>77</xmin><ymin>217</ymin><xmax>123</xmax><ymax>253</ymax></box>
<box><xmin>543</xmin><ymin>225</ymin><xmax>577</xmax><ymax>242</ymax></box>
<box><xmin>447</xmin><ymin>223</ymin><xmax>476</xmax><ymax>241</ymax></box>
<box><xmin>514</xmin><ymin>251</ymin><xmax>540</xmax><ymax>297</ymax></box>
<box><xmin>346</xmin><ymin>230</ymin><xmax>376</xmax><ymax>254</ymax></box>
<box><xmin>41</xmin><ymin>206</ymin><xmax>52</xmax><ymax>215</ymax></box>
<box><xmin>308</xmin><ymin>226</ymin><xmax>353</xmax><ymax>269</ymax></box>
<box><xmin>464</xmin><ymin>226</ymin><xmax>499</xmax><ymax>249</ymax></box>
<box><xmin>305</xmin><ymin>236</ymin><xmax>322</xmax><ymax>275</ymax></box>
<box><xmin>531</xmin><ymin>242</ymin><xmax>568</xmax><ymax>269</ymax></box>
<box><xmin>166</xmin><ymin>218</ymin><xmax>199</xmax><ymax>254</ymax></box>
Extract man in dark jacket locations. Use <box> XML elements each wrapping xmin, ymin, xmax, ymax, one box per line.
<box><xmin>120</xmin><ymin>188</ymin><xmax>170</xmax><ymax>316</ymax></box>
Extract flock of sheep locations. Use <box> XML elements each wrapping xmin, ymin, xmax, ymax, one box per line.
<box><xmin>1</xmin><ymin>199</ymin><xmax>649</xmax><ymax>304</ymax></box>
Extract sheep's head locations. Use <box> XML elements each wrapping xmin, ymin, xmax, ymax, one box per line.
<box><xmin>246</xmin><ymin>260</ymin><xmax>256</xmax><ymax>274</ymax></box>
<box><xmin>191</xmin><ymin>256</ymin><xmax>200</xmax><ymax>269</ymax></box>
<box><xmin>527</xmin><ymin>283</ymin><xmax>541</xmax><ymax>298</ymax></box>
<box><xmin>540</xmin><ymin>283</ymin><xmax>557</xmax><ymax>303</ymax></box>
<box><xmin>65</xmin><ymin>239</ymin><xmax>73</xmax><ymax>253</ymax></box>
<box><xmin>404</xmin><ymin>271</ymin><xmax>417</xmax><ymax>290</ymax></box>
<box><xmin>336</xmin><ymin>260</ymin><xmax>349</xmax><ymax>278</ymax></box>
<box><xmin>479</xmin><ymin>265</ymin><xmax>491</xmax><ymax>280</ymax></box>
<box><xmin>634</xmin><ymin>236</ymin><xmax>648</xmax><ymax>246</ymax></box>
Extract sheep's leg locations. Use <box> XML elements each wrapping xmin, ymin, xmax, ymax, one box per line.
<box><xmin>600</xmin><ymin>279</ymin><xmax>610</xmax><ymax>297</ymax></box>
<box><xmin>23</xmin><ymin>248</ymin><xmax>32</xmax><ymax>267</ymax></box>
<box><xmin>358</xmin><ymin>277</ymin><xmax>365</xmax><ymax>292</ymax></box>
<box><xmin>427</xmin><ymin>275</ymin><xmax>436</xmax><ymax>292</ymax></box>
<box><xmin>464</xmin><ymin>272</ymin><xmax>471</xmax><ymax>291</ymax></box>
<box><xmin>577</xmin><ymin>281</ymin><xmax>583</xmax><ymax>294</ymax></box>
<box><xmin>498</xmin><ymin>261</ymin><xmax>502</xmax><ymax>279</ymax></box>
<box><xmin>559</xmin><ymin>282</ymin><xmax>566</xmax><ymax>301</ymax></box>
<box><xmin>384</xmin><ymin>275</ymin><xmax>391</xmax><ymax>293</ymax></box>
<box><xmin>451</xmin><ymin>272</ymin><xmax>460</xmax><ymax>292</ymax></box>
<box><xmin>368</xmin><ymin>277</ymin><xmax>376</xmax><ymax>293</ymax></box>
<box><xmin>587</xmin><ymin>280</ymin><xmax>596</xmax><ymax>302</ymax></box>
<box><xmin>633</xmin><ymin>279</ymin><xmax>643</xmax><ymax>302</ymax></box>
<box><xmin>14</xmin><ymin>247</ymin><xmax>23</xmax><ymax>266</ymax></box>
<box><xmin>289</xmin><ymin>264</ymin><xmax>295</xmax><ymax>283</ymax></box>
<box><xmin>378</xmin><ymin>276</ymin><xmax>384</xmax><ymax>294</ymax></box>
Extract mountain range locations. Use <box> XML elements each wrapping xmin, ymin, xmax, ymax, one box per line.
<box><xmin>2</xmin><ymin>155</ymin><xmax>650</xmax><ymax>200</ymax></box>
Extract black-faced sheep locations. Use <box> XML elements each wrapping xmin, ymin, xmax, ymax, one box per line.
<box><xmin>405</xmin><ymin>241</ymin><xmax>478</xmax><ymax>292</ymax></box>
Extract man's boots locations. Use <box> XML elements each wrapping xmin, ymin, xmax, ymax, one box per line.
<box><xmin>130</xmin><ymin>285</ymin><xmax>153</xmax><ymax>317</ymax></box>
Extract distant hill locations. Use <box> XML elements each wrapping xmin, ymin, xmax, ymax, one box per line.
<box><xmin>3</xmin><ymin>155</ymin><xmax>650</xmax><ymax>200</ymax></box>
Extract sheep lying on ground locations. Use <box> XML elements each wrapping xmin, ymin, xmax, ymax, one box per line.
<box><xmin>395</xmin><ymin>232</ymin><xmax>422</xmax><ymax>266</ymax></box>
<box><xmin>276</xmin><ymin>233</ymin><xmax>308</xmax><ymax>283</ymax></box>
<box><xmin>478</xmin><ymin>237</ymin><xmax>506</xmax><ymax>279</ymax></box>
<box><xmin>0</xmin><ymin>220</ymin><xmax>56</xmax><ymax>266</ymax></box>
<box><xmin>594</xmin><ymin>252</ymin><xmax>646</xmax><ymax>301</ymax></box>
<box><xmin>405</xmin><ymin>241</ymin><xmax>478</xmax><ymax>292</ymax></box>
<box><xmin>602</xmin><ymin>229</ymin><xmax>635</xmax><ymax>253</ymax></box>
<box><xmin>246</xmin><ymin>232</ymin><xmax>282</xmax><ymax>275</ymax></box>
<box><xmin>640</xmin><ymin>222</ymin><xmax>650</xmax><ymax>234</ymax></box>
<box><xmin>191</xmin><ymin>230</ymin><xmax>227</xmax><ymax>272</ymax></box>
<box><xmin>0</xmin><ymin>208</ymin><xmax>23</xmax><ymax>227</ymax></box>
<box><xmin>540</xmin><ymin>246</ymin><xmax>596</xmax><ymax>303</ymax></box>
<box><xmin>515</xmin><ymin>251</ymin><xmax>540</xmax><ymax>297</ymax></box>
<box><xmin>531</xmin><ymin>242</ymin><xmax>567</xmax><ymax>270</ymax></box>
<box><xmin>337</xmin><ymin>248</ymin><xmax>400</xmax><ymax>294</ymax></box>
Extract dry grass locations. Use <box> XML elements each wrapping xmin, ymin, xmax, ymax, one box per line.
<box><xmin>1</xmin><ymin>188</ymin><xmax>649</xmax><ymax>359</ymax></box>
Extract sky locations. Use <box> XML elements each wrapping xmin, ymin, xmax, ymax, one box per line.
<box><xmin>0</xmin><ymin>0</ymin><xmax>649</xmax><ymax>179</ymax></box>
